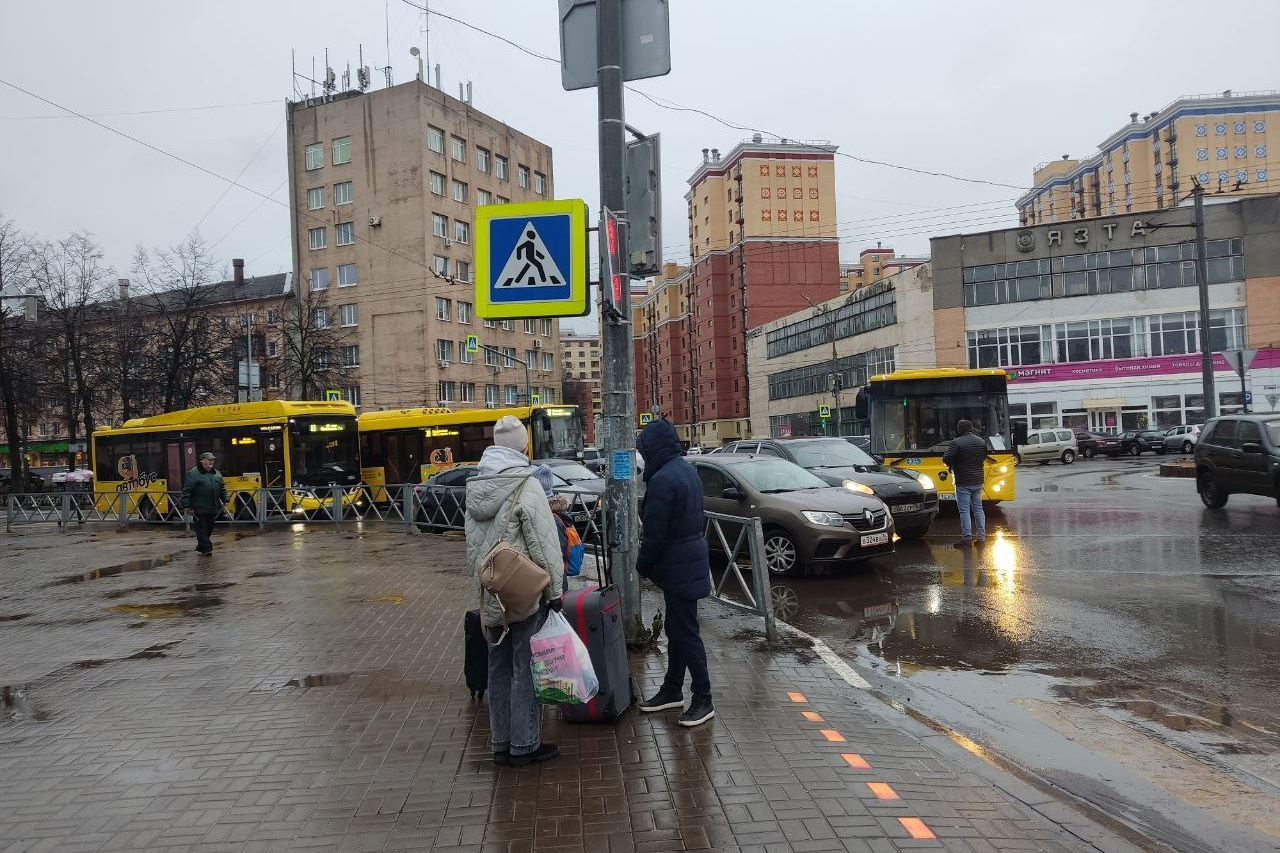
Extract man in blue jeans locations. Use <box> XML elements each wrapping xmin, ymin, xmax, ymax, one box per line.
<box><xmin>942</xmin><ymin>419</ymin><xmax>989</xmax><ymax>548</ymax></box>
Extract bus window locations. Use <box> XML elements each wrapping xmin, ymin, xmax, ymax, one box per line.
<box><xmin>533</xmin><ymin>409</ymin><xmax>582</xmax><ymax>459</ymax></box>
<box><xmin>227</xmin><ymin>430</ymin><xmax>261</xmax><ymax>477</ymax></box>
<box><xmin>289</xmin><ymin>418</ymin><xmax>359</xmax><ymax>487</ymax></box>
<box><xmin>460</xmin><ymin>424</ymin><xmax>492</xmax><ymax>461</ymax></box>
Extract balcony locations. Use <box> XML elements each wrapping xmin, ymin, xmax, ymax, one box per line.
<box><xmin>735</xmin><ymin>205</ymin><xmax>744</xmax><ymax>225</ymax></box>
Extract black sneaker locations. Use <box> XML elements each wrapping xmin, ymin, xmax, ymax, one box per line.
<box><xmin>638</xmin><ymin>689</ymin><xmax>684</xmax><ymax>713</ymax></box>
<box><xmin>509</xmin><ymin>743</ymin><xmax>559</xmax><ymax>767</ymax></box>
<box><xmin>678</xmin><ymin>696</ymin><xmax>715</xmax><ymax>727</ymax></box>
<box><xmin>493</xmin><ymin>750</ymin><xmax>510</xmax><ymax>766</ymax></box>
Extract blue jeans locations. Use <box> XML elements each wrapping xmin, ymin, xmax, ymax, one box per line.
<box><xmin>662</xmin><ymin>590</ymin><xmax>711</xmax><ymax>698</ymax></box>
<box><xmin>955</xmin><ymin>484</ymin><xmax>986</xmax><ymax>541</ymax></box>
<box><xmin>486</xmin><ymin>607</ymin><xmax>547</xmax><ymax>756</ymax></box>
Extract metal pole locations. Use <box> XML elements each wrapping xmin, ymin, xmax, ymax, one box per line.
<box><xmin>1192</xmin><ymin>186</ymin><xmax>1216</xmax><ymax>419</ymax></box>
<box><xmin>597</xmin><ymin>0</ymin><xmax>641</xmax><ymax>640</ymax></box>
<box><xmin>1241</xmin><ymin>359</ymin><xmax>1250</xmax><ymax>414</ymax></box>
<box><xmin>830</xmin><ymin>308</ymin><xmax>840</xmax><ymax>437</ymax></box>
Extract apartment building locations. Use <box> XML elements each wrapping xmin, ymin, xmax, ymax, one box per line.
<box><xmin>286</xmin><ymin>79</ymin><xmax>562</xmax><ymax>411</ymax></box>
<box><xmin>559</xmin><ymin>333</ymin><xmax>602</xmax><ymax>444</ymax></box>
<box><xmin>841</xmin><ymin>244</ymin><xmax>928</xmax><ymax>292</ymax></box>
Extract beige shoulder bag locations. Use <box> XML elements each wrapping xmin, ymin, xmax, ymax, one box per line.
<box><xmin>478</xmin><ymin>478</ymin><xmax>550</xmax><ymax>644</ymax></box>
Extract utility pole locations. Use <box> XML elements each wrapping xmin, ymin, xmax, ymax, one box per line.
<box><xmin>1192</xmin><ymin>184</ymin><xmax>1216</xmax><ymax>420</ymax></box>
<box><xmin>596</xmin><ymin>0</ymin><xmax>641</xmax><ymax>639</ymax></box>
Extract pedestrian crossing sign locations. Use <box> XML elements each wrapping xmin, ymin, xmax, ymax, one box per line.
<box><xmin>639</xmin><ymin>412</ymin><xmax>653</xmax><ymax>426</ymax></box>
<box><xmin>475</xmin><ymin>199</ymin><xmax>588</xmax><ymax>319</ymax></box>
<box><xmin>325</xmin><ymin>389</ymin><xmax>342</xmax><ymax>402</ymax></box>
<box><xmin>819</xmin><ymin>405</ymin><xmax>831</xmax><ymax>419</ymax></box>
<box><xmin>465</xmin><ymin>334</ymin><xmax>479</xmax><ymax>353</ymax></box>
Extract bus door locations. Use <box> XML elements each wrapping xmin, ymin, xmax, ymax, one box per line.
<box><xmin>262</xmin><ymin>432</ymin><xmax>285</xmax><ymax>488</ymax></box>
<box><xmin>384</xmin><ymin>432</ymin><xmax>404</xmax><ymax>485</ymax></box>
<box><xmin>165</xmin><ymin>440</ymin><xmax>197</xmax><ymax>493</ymax></box>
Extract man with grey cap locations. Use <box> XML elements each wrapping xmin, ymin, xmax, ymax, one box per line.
<box><xmin>181</xmin><ymin>451</ymin><xmax>228</xmax><ymax>556</ymax></box>
<box><xmin>465</xmin><ymin>415</ymin><xmax>564</xmax><ymax>766</ymax></box>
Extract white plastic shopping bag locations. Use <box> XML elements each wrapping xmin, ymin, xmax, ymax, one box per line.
<box><xmin>529</xmin><ymin>610</ymin><xmax>599</xmax><ymax>705</ymax></box>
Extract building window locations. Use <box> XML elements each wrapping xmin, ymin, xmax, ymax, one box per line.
<box><xmin>341</xmin><ymin>345</ymin><xmax>359</xmax><ymax>367</ymax></box>
<box><xmin>310</xmin><ymin>268</ymin><xmax>329</xmax><ymax>291</ymax></box>
<box><xmin>476</xmin><ymin>147</ymin><xmax>489</xmax><ymax>173</ymax></box>
<box><xmin>437</xmin><ymin>339</ymin><xmax>454</xmax><ymax>362</ymax></box>
<box><xmin>334</xmin><ymin>181</ymin><xmax>353</xmax><ymax>205</ymax></box>
<box><xmin>313</xmin><ymin>307</ymin><xmax>330</xmax><ymax>329</ymax></box>
<box><xmin>307</xmin><ymin>187</ymin><xmax>325</xmax><ymax>210</ymax></box>
<box><xmin>315</xmin><ymin>348</ymin><xmax>331</xmax><ymax>369</ymax></box>
<box><xmin>505</xmin><ymin>385</ymin><xmax>519</xmax><ymax>405</ymax></box>
<box><xmin>518</xmin><ymin>165</ymin><xmax>530</xmax><ymax>188</ymax></box>
<box><xmin>540</xmin><ymin>319</ymin><xmax>553</xmax><ymax>336</ymax></box>
<box><xmin>501</xmin><ymin>346</ymin><xmax>517</xmax><ymax>367</ymax></box>
<box><xmin>485</xmin><ymin>384</ymin><xmax>499</xmax><ymax>404</ymax></box>
<box><xmin>430</xmin><ymin>171</ymin><xmax>445</xmax><ymax>196</ymax></box>
<box><xmin>308</xmin><ymin>227</ymin><xmax>326</xmax><ymax>250</ymax></box>
<box><xmin>483</xmin><ymin>319</ymin><xmax>497</xmax><ymax>329</ymax></box>
<box><xmin>496</xmin><ymin>195</ymin><xmax>509</xmax><ymax>205</ymax></box>
<box><xmin>427</xmin><ymin>126</ymin><xmax>444</xmax><ymax>153</ymax></box>
<box><xmin>335</xmin><ymin>222</ymin><xmax>355</xmax><ymax>246</ymax></box>
<box><xmin>495</xmin><ymin>155</ymin><xmax>508</xmax><ymax>180</ymax></box>
<box><xmin>523</xmin><ymin>319</ymin><xmax>536</xmax><ymax>334</ymax></box>
<box><xmin>461</xmin><ymin>382</ymin><xmax>476</xmax><ymax>403</ymax></box>
<box><xmin>457</xmin><ymin>301</ymin><xmax>472</xmax><ymax>324</ymax></box>
<box><xmin>451</xmin><ymin>135</ymin><xmax>466</xmax><ymax>162</ymax></box>
<box><xmin>435</xmin><ymin>297</ymin><xmax>451</xmax><ymax>321</ymax></box>
<box><xmin>332</xmin><ymin>136</ymin><xmax>351</xmax><ymax>165</ymax></box>
<box><xmin>484</xmin><ymin>347</ymin><xmax>498</xmax><ymax>367</ymax></box>
<box><xmin>501</xmin><ymin>319</ymin><xmax>513</xmax><ymax>332</ymax></box>
<box><xmin>455</xmin><ymin>260</ymin><xmax>471</xmax><ymax>282</ymax></box>
<box><xmin>305</xmin><ymin>142</ymin><xmax>324</xmax><ymax>170</ymax></box>
<box><xmin>452</xmin><ymin>179</ymin><xmax>468</xmax><ymax>203</ymax></box>
<box><xmin>534</xmin><ymin>171</ymin><xmax>546</xmax><ymax>195</ymax></box>
<box><xmin>454</xmin><ymin>220</ymin><xmax>470</xmax><ymax>244</ymax></box>
<box><xmin>337</xmin><ymin>263</ymin><xmax>357</xmax><ymax>287</ymax></box>
<box><xmin>477</xmin><ymin>189</ymin><xmax>492</xmax><ymax>206</ymax></box>
<box><xmin>266</xmin><ymin>340</ymin><xmax>278</xmax><ymax>357</ymax></box>
<box><xmin>526</xmin><ymin>349</ymin><xmax>537</xmax><ymax>368</ymax></box>
<box><xmin>459</xmin><ymin>341</ymin><xmax>474</xmax><ymax>364</ymax></box>
<box><xmin>542</xmin><ymin>352</ymin><xmax>553</xmax><ymax>371</ymax></box>
<box><xmin>433</xmin><ymin>254</ymin><xmax>448</xmax><ymax>276</ymax></box>
<box><xmin>432</xmin><ymin>213</ymin><xmax>447</xmax><ymax>237</ymax></box>
<box><xmin>344</xmin><ymin>386</ymin><xmax>360</xmax><ymax>407</ymax></box>
<box><xmin>339</xmin><ymin>303</ymin><xmax>358</xmax><ymax>327</ymax></box>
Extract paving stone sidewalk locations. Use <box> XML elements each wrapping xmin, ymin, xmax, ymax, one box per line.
<box><xmin>0</xmin><ymin>523</ymin><xmax>1142</xmax><ymax>853</ymax></box>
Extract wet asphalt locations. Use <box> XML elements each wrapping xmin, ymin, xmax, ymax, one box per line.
<box><xmin>767</xmin><ymin>454</ymin><xmax>1280</xmax><ymax>853</ymax></box>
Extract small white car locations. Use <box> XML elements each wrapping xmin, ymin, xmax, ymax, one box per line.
<box><xmin>1162</xmin><ymin>424</ymin><xmax>1202</xmax><ymax>454</ymax></box>
<box><xmin>1019</xmin><ymin>428</ymin><xmax>1078</xmax><ymax>465</ymax></box>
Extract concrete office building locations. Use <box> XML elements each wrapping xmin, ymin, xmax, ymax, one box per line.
<box><xmin>1017</xmin><ymin>91</ymin><xmax>1279</xmax><ymax>224</ymax></box>
<box><xmin>933</xmin><ymin>194</ymin><xmax>1280</xmax><ymax>433</ymax></box>
<box><xmin>286</xmin><ymin>79</ymin><xmax>562</xmax><ymax>410</ymax></box>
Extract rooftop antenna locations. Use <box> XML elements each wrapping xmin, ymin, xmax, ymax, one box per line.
<box><xmin>357</xmin><ymin>44</ymin><xmax>370</xmax><ymax>91</ymax></box>
<box><xmin>385</xmin><ymin>0</ymin><xmax>391</xmax><ymax>86</ymax></box>
<box><xmin>410</xmin><ymin>46</ymin><xmax>422</xmax><ymax>82</ymax></box>
<box><xmin>323</xmin><ymin>49</ymin><xmax>335</xmax><ymax>95</ymax></box>
<box><xmin>291</xmin><ymin>50</ymin><xmax>300</xmax><ymax>99</ymax></box>
<box><xmin>310</xmin><ymin>56</ymin><xmax>316</xmax><ymax>99</ymax></box>
<box><xmin>341</xmin><ymin>63</ymin><xmax>351</xmax><ymax>92</ymax></box>
<box><xmin>421</xmin><ymin>0</ymin><xmax>430</xmax><ymax>89</ymax></box>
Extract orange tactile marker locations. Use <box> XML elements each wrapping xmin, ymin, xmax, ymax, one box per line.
<box><xmin>787</xmin><ymin>691</ymin><xmax>807</xmax><ymax>703</ymax></box>
<box><xmin>819</xmin><ymin>729</ymin><xmax>846</xmax><ymax>742</ymax></box>
<box><xmin>867</xmin><ymin>782</ymin><xmax>899</xmax><ymax>800</ymax></box>
<box><xmin>801</xmin><ymin>711</ymin><xmax>824</xmax><ymax>722</ymax></box>
<box><xmin>899</xmin><ymin>817</ymin><xmax>936</xmax><ymax>840</ymax></box>
<box><xmin>840</xmin><ymin>753</ymin><xmax>871</xmax><ymax>769</ymax></box>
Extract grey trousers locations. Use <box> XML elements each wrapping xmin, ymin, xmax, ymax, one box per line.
<box><xmin>486</xmin><ymin>607</ymin><xmax>547</xmax><ymax>755</ymax></box>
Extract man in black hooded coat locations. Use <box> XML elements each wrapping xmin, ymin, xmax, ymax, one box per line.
<box><xmin>635</xmin><ymin>418</ymin><xmax>714</xmax><ymax>726</ymax></box>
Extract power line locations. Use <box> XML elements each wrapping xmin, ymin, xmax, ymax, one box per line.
<box><xmin>0</xmin><ymin>99</ymin><xmax>278</xmax><ymax>120</ymax></box>
<box><xmin>189</xmin><ymin>120</ymin><xmax>285</xmax><ymax>239</ymax></box>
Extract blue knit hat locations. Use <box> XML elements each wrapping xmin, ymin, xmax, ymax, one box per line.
<box><xmin>532</xmin><ymin>464</ymin><xmax>554</xmax><ymax>497</ymax></box>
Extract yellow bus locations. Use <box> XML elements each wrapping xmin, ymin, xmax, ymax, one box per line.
<box><xmin>860</xmin><ymin>368</ymin><xmax>1016</xmax><ymax>503</ymax></box>
<box><xmin>358</xmin><ymin>405</ymin><xmax>583</xmax><ymax>500</ymax></box>
<box><xmin>91</xmin><ymin>400</ymin><xmax>361</xmax><ymax>519</ymax></box>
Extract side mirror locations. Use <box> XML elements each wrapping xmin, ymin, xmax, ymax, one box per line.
<box><xmin>872</xmin><ymin>454</ymin><xmax>884</xmax><ymax>464</ymax></box>
<box><xmin>721</xmin><ymin>486</ymin><xmax>745</xmax><ymax>500</ymax></box>
<box><xmin>1241</xmin><ymin>442</ymin><xmax>1264</xmax><ymax>454</ymax></box>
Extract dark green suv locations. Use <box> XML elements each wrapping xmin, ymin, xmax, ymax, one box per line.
<box><xmin>1193</xmin><ymin>415</ymin><xmax>1280</xmax><ymax>508</ymax></box>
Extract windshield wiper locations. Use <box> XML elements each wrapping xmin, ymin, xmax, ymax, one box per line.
<box><xmin>756</xmin><ymin>488</ymin><xmax>798</xmax><ymax>493</ymax></box>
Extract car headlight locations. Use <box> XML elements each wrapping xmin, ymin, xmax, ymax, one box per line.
<box><xmin>802</xmin><ymin>510</ymin><xmax>846</xmax><ymax>527</ymax></box>
<box><xmin>915</xmin><ymin>474</ymin><xmax>935</xmax><ymax>491</ymax></box>
<box><xmin>841</xmin><ymin>479</ymin><xmax>875</xmax><ymax>496</ymax></box>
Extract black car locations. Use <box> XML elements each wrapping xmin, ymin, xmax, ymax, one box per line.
<box><xmin>0</xmin><ymin>470</ymin><xmax>45</xmax><ymax>493</ymax></box>
<box><xmin>1074</xmin><ymin>431</ymin><xmax>1125</xmax><ymax>458</ymax></box>
<box><xmin>414</xmin><ymin>463</ymin><xmax>601</xmax><ymax>532</ymax></box>
<box><xmin>720</xmin><ymin>437</ymin><xmax>938</xmax><ymax>539</ymax></box>
<box><xmin>1193</xmin><ymin>415</ymin><xmax>1280</xmax><ymax>508</ymax></box>
<box><xmin>1119</xmin><ymin>429</ymin><xmax>1167</xmax><ymax>456</ymax></box>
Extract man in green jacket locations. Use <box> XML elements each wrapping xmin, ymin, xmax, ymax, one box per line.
<box><xmin>181</xmin><ymin>452</ymin><xmax>228</xmax><ymax>555</ymax></box>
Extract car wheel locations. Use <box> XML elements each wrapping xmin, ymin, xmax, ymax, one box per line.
<box><xmin>896</xmin><ymin>524</ymin><xmax>929</xmax><ymax>541</ymax></box>
<box><xmin>1182</xmin><ymin>441</ymin><xmax>1193</xmax><ymax>454</ymax></box>
<box><xmin>1082</xmin><ymin>447</ymin><xmax>1095</xmax><ymax>459</ymax></box>
<box><xmin>762</xmin><ymin>527</ymin><xmax>801</xmax><ymax>576</ymax></box>
<box><xmin>1061</xmin><ymin>449</ymin><xmax>1076</xmax><ymax>464</ymax></box>
<box><xmin>1131</xmin><ymin>445</ymin><xmax>1141</xmax><ymax>456</ymax></box>
<box><xmin>1198</xmin><ymin>474</ymin><xmax>1228</xmax><ymax>508</ymax></box>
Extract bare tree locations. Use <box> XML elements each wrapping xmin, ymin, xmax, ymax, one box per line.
<box><xmin>560</xmin><ymin>373</ymin><xmax>592</xmax><ymax>441</ymax></box>
<box><xmin>132</xmin><ymin>233</ymin><xmax>232</xmax><ymax>412</ymax></box>
<box><xmin>0</xmin><ymin>215</ymin><xmax>37</xmax><ymax>482</ymax></box>
<box><xmin>276</xmin><ymin>282</ymin><xmax>354</xmax><ymax>400</ymax></box>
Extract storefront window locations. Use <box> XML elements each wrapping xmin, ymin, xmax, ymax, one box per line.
<box><xmin>1031</xmin><ymin>402</ymin><xmax>1057</xmax><ymax>429</ymax></box>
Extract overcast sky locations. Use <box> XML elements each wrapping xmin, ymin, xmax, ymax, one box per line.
<box><xmin>3</xmin><ymin>0</ymin><xmax>1278</xmax><ymax>332</ymax></box>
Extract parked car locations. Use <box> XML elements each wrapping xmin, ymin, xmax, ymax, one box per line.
<box><xmin>1193</xmin><ymin>415</ymin><xmax>1280</xmax><ymax>508</ymax></box>
<box><xmin>0</xmin><ymin>470</ymin><xmax>45</xmax><ymax>492</ymax></box>
<box><xmin>580</xmin><ymin>446</ymin><xmax>604</xmax><ymax>474</ymax></box>
<box><xmin>1119</xmin><ymin>429</ymin><xmax>1168</xmax><ymax>456</ymax></box>
<box><xmin>719</xmin><ymin>437</ymin><xmax>938</xmax><ymax>539</ymax></box>
<box><xmin>842</xmin><ymin>435</ymin><xmax>873</xmax><ymax>453</ymax></box>
<box><xmin>1163</xmin><ymin>424</ymin><xmax>1202</xmax><ymax>454</ymax></box>
<box><xmin>414</xmin><ymin>462</ymin><xmax>602</xmax><ymax>531</ymax></box>
<box><xmin>688</xmin><ymin>454</ymin><xmax>895</xmax><ymax>576</ymax></box>
<box><xmin>1073</xmin><ymin>431</ymin><xmax>1124</xmax><ymax>459</ymax></box>
<box><xmin>1019</xmin><ymin>428</ymin><xmax>1079</xmax><ymax>465</ymax></box>
<box><xmin>51</xmin><ymin>468</ymin><xmax>95</xmax><ymax>488</ymax></box>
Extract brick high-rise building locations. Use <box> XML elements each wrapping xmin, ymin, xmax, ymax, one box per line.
<box><xmin>675</xmin><ymin>137</ymin><xmax>843</xmax><ymax>447</ymax></box>
<box><xmin>286</xmin><ymin>79</ymin><xmax>562</xmax><ymax>410</ymax></box>
<box><xmin>559</xmin><ymin>333</ymin><xmax>602</xmax><ymax>444</ymax></box>
<box><xmin>632</xmin><ymin>262</ymin><xmax>692</xmax><ymax>441</ymax></box>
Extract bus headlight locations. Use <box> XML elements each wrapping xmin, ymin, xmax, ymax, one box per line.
<box><xmin>841</xmin><ymin>479</ymin><xmax>875</xmax><ymax>496</ymax></box>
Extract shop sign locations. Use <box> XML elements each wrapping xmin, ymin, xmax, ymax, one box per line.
<box><xmin>1006</xmin><ymin>348</ymin><xmax>1280</xmax><ymax>385</ymax></box>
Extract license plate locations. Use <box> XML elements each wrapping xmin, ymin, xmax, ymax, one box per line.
<box><xmin>861</xmin><ymin>532</ymin><xmax>889</xmax><ymax>547</ymax></box>
<box><xmin>891</xmin><ymin>503</ymin><xmax>920</xmax><ymax>515</ymax></box>
<box><xmin>939</xmin><ymin>492</ymin><xmax>956</xmax><ymax>501</ymax></box>
<box><xmin>864</xmin><ymin>602</ymin><xmax>893</xmax><ymax>619</ymax></box>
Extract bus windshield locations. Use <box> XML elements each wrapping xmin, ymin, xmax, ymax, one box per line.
<box><xmin>871</xmin><ymin>393</ymin><xmax>1010</xmax><ymax>455</ymax></box>
<box><xmin>532</xmin><ymin>408</ymin><xmax>583</xmax><ymax>460</ymax></box>
<box><xmin>290</xmin><ymin>417</ymin><xmax>360</xmax><ymax>487</ymax></box>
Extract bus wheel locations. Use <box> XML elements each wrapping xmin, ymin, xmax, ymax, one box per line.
<box><xmin>137</xmin><ymin>497</ymin><xmax>159</xmax><ymax>522</ymax></box>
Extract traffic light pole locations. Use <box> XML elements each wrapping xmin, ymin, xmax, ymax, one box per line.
<box><xmin>596</xmin><ymin>0</ymin><xmax>642</xmax><ymax>640</ymax></box>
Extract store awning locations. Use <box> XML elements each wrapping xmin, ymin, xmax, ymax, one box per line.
<box><xmin>0</xmin><ymin>441</ymin><xmax>69</xmax><ymax>454</ymax></box>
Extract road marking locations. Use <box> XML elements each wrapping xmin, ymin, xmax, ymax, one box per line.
<box><xmin>841</xmin><ymin>752</ymin><xmax>871</xmax><ymax>769</ymax></box>
<box><xmin>809</xmin><ymin>636</ymin><xmax>873</xmax><ymax>690</ymax></box>
<box><xmin>898</xmin><ymin>817</ymin><xmax>936</xmax><ymax>839</ymax></box>
<box><xmin>787</xmin><ymin>691</ymin><xmax>808</xmax><ymax>703</ymax></box>
<box><xmin>820</xmin><ymin>729</ymin><xmax>846</xmax><ymax>742</ymax></box>
<box><xmin>867</xmin><ymin>782</ymin><xmax>899</xmax><ymax>800</ymax></box>
<box><xmin>801</xmin><ymin>711</ymin><xmax>825</xmax><ymax>722</ymax></box>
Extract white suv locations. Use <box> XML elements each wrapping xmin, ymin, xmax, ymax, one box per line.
<box><xmin>1020</xmin><ymin>428</ymin><xmax>1078</xmax><ymax>465</ymax></box>
<box><xmin>1163</xmin><ymin>424</ymin><xmax>1202</xmax><ymax>454</ymax></box>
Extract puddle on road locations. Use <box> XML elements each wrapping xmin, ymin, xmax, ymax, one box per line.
<box><xmin>0</xmin><ymin>613</ymin><xmax>32</xmax><ymax>622</ymax></box>
<box><xmin>285</xmin><ymin>673</ymin><xmax>353</xmax><ymax>689</ymax></box>
<box><xmin>107</xmin><ymin>594</ymin><xmax>223</xmax><ymax>619</ymax></box>
<box><xmin>127</xmin><ymin>641</ymin><xmax>181</xmax><ymax>660</ymax></box>
<box><xmin>0</xmin><ymin>686</ymin><xmax>50</xmax><ymax>722</ymax></box>
<box><xmin>44</xmin><ymin>556</ymin><xmax>174</xmax><ymax>587</ymax></box>
<box><xmin>102</xmin><ymin>585</ymin><xmax>167</xmax><ymax>600</ymax></box>
<box><xmin>176</xmin><ymin>582</ymin><xmax>236</xmax><ymax>592</ymax></box>
<box><xmin>246</xmin><ymin>571</ymin><xmax>285</xmax><ymax>578</ymax></box>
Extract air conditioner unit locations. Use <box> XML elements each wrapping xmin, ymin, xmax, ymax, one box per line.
<box><xmin>368</xmin><ymin>216</ymin><xmax>382</xmax><ymax>227</ymax></box>
<box><xmin>437</xmin><ymin>359</ymin><xmax>451</xmax><ymax>368</ymax></box>
<box><xmin>443</xmin><ymin>238</ymin><xmax>453</xmax><ymax>247</ymax></box>
<box><xmin>533</xmin><ymin>339</ymin><xmax>543</xmax><ymax>349</ymax></box>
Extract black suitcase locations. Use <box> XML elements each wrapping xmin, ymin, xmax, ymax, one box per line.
<box><xmin>561</xmin><ymin>572</ymin><xmax>633</xmax><ymax>723</ymax></box>
<box><xmin>464</xmin><ymin>609</ymin><xmax>488</xmax><ymax>701</ymax></box>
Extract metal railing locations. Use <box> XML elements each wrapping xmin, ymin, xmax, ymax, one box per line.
<box><xmin>704</xmin><ymin>511</ymin><xmax>777</xmax><ymax>643</ymax></box>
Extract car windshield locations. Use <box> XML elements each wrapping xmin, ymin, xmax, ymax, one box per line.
<box><xmin>729</xmin><ymin>459</ymin><xmax>830</xmax><ymax>493</ymax></box>
<box><xmin>1265</xmin><ymin>421</ymin><xmax>1280</xmax><ymax>444</ymax></box>
<box><xmin>548</xmin><ymin>462</ymin><xmax>597</xmax><ymax>482</ymax></box>
<box><xmin>787</xmin><ymin>440</ymin><xmax>878</xmax><ymax>469</ymax></box>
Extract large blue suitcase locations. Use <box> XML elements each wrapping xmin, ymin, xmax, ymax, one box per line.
<box><xmin>561</xmin><ymin>581</ymin><xmax>633</xmax><ymax>722</ymax></box>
